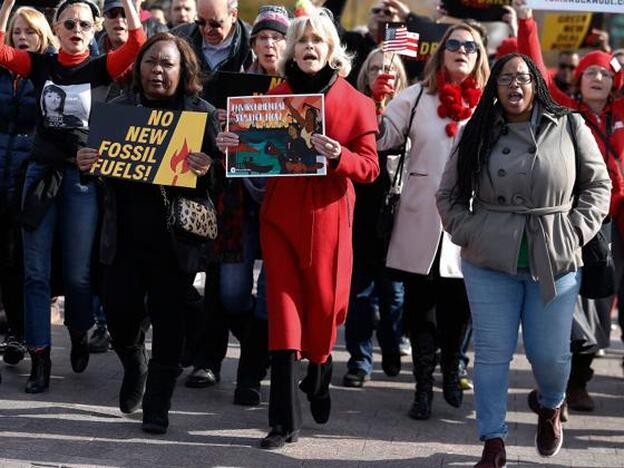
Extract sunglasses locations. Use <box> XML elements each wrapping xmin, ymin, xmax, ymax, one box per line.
<box><xmin>558</xmin><ymin>63</ymin><xmax>576</xmax><ymax>71</ymax></box>
<box><xmin>195</xmin><ymin>17</ymin><xmax>226</xmax><ymax>29</ymax></box>
<box><xmin>104</xmin><ymin>8</ymin><xmax>125</xmax><ymax>19</ymax></box>
<box><xmin>370</xmin><ymin>7</ymin><xmax>392</xmax><ymax>16</ymax></box>
<box><xmin>496</xmin><ymin>73</ymin><xmax>533</xmax><ymax>86</ymax></box>
<box><xmin>445</xmin><ymin>39</ymin><xmax>478</xmax><ymax>54</ymax></box>
<box><xmin>62</xmin><ymin>19</ymin><xmax>93</xmax><ymax>31</ymax></box>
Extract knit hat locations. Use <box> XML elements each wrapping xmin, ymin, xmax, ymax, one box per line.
<box><xmin>574</xmin><ymin>50</ymin><xmax>623</xmax><ymax>92</ymax></box>
<box><xmin>55</xmin><ymin>0</ymin><xmax>101</xmax><ymax>21</ymax></box>
<box><xmin>251</xmin><ymin>5</ymin><xmax>291</xmax><ymax>38</ymax></box>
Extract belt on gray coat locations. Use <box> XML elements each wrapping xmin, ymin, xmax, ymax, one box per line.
<box><xmin>477</xmin><ymin>199</ymin><xmax>574</xmax><ymax>304</ymax></box>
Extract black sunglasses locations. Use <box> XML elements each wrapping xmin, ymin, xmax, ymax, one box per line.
<box><xmin>445</xmin><ymin>39</ymin><xmax>478</xmax><ymax>54</ymax></box>
<box><xmin>370</xmin><ymin>7</ymin><xmax>392</xmax><ymax>16</ymax></box>
<box><xmin>558</xmin><ymin>63</ymin><xmax>576</xmax><ymax>71</ymax></box>
<box><xmin>104</xmin><ymin>8</ymin><xmax>125</xmax><ymax>19</ymax></box>
<box><xmin>195</xmin><ymin>17</ymin><xmax>225</xmax><ymax>29</ymax></box>
<box><xmin>62</xmin><ymin>19</ymin><xmax>93</xmax><ymax>31</ymax></box>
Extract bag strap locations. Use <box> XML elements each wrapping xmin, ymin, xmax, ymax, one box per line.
<box><xmin>391</xmin><ymin>85</ymin><xmax>425</xmax><ymax>191</ymax></box>
<box><xmin>581</xmin><ymin>111</ymin><xmax>619</xmax><ymax>161</ymax></box>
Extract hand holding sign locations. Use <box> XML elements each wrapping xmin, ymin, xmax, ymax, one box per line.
<box><xmin>512</xmin><ymin>0</ymin><xmax>532</xmax><ymax>20</ymax></box>
<box><xmin>187</xmin><ymin>152</ymin><xmax>212</xmax><ymax>176</ymax></box>
<box><xmin>77</xmin><ymin>147</ymin><xmax>100</xmax><ymax>172</ymax></box>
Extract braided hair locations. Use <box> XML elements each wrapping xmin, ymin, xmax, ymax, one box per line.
<box><xmin>452</xmin><ymin>54</ymin><xmax>570</xmax><ymax>205</ymax></box>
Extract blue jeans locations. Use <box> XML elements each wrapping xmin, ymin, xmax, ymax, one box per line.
<box><xmin>22</xmin><ymin>163</ymin><xmax>97</xmax><ymax>347</ymax></box>
<box><xmin>219</xmin><ymin>203</ymin><xmax>266</xmax><ymax>320</ymax></box>
<box><xmin>462</xmin><ymin>260</ymin><xmax>580</xmax><ymax>441</ymax></box>
<box><xmin>344</xmin><ymin>261</ymin><xmax>404</xmax><ymax>375</ymax></box>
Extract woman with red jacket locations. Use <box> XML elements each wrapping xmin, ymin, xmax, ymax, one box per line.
<box><xmin>513</xmin><ymin>0</ymin><xmax>624</xmax><ymax>416</ymax></box>
<box><xmin>217</xmin><ymin>8</ymin><xmax>379</xmax><ymax>449</ymax></box>
<box><xmin>0</xmin><ymin>0</ymin><xmax>145</xmax><ymax>393</ymax></box>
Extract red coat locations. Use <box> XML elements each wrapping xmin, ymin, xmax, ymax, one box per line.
<box><xmin>260</xmin><ymin>76</ymin><xmax>379</xmax><ymax>363</ymax></box>
<box><xmin>519</xmin><ymin>18</ymin><xmax>624</xmax><ymax>234</ymax></box>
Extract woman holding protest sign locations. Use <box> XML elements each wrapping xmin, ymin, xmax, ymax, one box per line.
<box><xmin>217</xmin><ymin>7</ymin><xmax>379</xmax><ymax>449</ymax></box>
<box><xmin>0</xmin><ymin>0</ymin><xmax>145</xmax><ymax>393</ymax></box>
<box><xmin>0</xmin><ymin>6</ymin><xmax>57</xmax><ymax>371</ymax></box>
<box><xmin>375</xmin><ymin>23</ymin><xmax>488</xmax><ymax>421</ymax></box>
<box><xmin>77</xmin><ymin>32</ymin><xmax>220</xmax><ymax>435</ymax></box>
<box><xmin>513</xmin><ymin>0</ymin><xmax>624</xmax><ymax>415</ymax></box>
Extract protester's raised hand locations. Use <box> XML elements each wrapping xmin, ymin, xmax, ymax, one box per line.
<box><xmin>502</xmin><ymin>5</ymin><xmax>518</xmax><ymax>37</ymax></box>
<box><xmin>371</xmin><ymin>73</ymin><xmax>396</xmax><ymax>104</ymax></box>
<box><xmin>590</xmin><ymin>28</ymin><xmax>611</xmax><ymax>53</ymax></box>
<box><xmin>76</xmin><ymin>147</ymin><xmax>100</xmax><ymax>172</ymax></box>
<box><xmin>511</xmin><ymin>0</ymin><xmax>532</xmax><ymax>20</ymax></box>
<box><xmin>0</xmin><ymin>0</ymin><xmax>16</xmax><ymax>32</ymax></box>
<box><xmin>383</xmin><ymin>0</ymin><xmax>410</xmax><ymax>21</ymax></box>
<box><xmin>215</xmin><ymin>131</ymin><xmax>239</xmax><ymax>153</ymax></box>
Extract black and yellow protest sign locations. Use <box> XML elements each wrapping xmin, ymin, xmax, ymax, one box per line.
<box><xmin>87</xmin><ymin>103</ymin><xmax>207</xmax><ymax>188</ymax></box>
<box><xmin>540</xmin><ymin>13</ymin><xmax>593</xmax><ymax>50</ymax></box>
<box><xmin>442</xmin><ymin>0</ymin><xmax>512</xmax><ymax>21</ymax></box>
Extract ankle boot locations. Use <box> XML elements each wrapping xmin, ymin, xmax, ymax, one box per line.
<box><xmin>441</xmin><ymin>355</ymin><xmax>463</xmax><ymax>408</ymax></box>
<box><xmin>267</xmin><ymin>350</ymin><xmax>301</xmax><ymax>443</ymax></box>
<box><xmin>299</xmin><ymin>355</ymin><xmax>332</xmax><ymax>424</ymax></box>
<box><xmin>25</xmin><ymin>347</ymin><xmax>51</xmax><ymax>393</ymax></box>
<box><xmin>69</xmin><ymin>329</ymin><xmax>89</xmax><ymax>373</ymax></box>
<box><xmin>142</xmin><ymin>360</ymin><xmax>182</xmax><ymax>434</ymax></box>
<box><xmin>408</xmin><ymin>330</ymin><xmax>436</xmax><ymax>420</ymax></box>
<box><xmin>235</xmin><ymin>318</ymin><xmax>269</xmax><ymax>406</ymax></box>
<box><xmin>114</xmin><ymin>345</ymin><xmax>148</xmax><ymax>414</ymax></box>
<box><xmin>260</xmin><ymin>426</ymin><xmax>299</xmax><ymax>450</ymax></box>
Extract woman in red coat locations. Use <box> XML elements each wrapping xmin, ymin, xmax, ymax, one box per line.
<box><xmin>216</xmin><ymin>8</ymin><xmax>379</xmax><ymax>450</ymax></box>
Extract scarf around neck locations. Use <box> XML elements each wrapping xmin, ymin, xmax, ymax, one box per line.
<box><xmin>436</xmin><ymin>70</ymin><xmax>481</xmax><ymax>137</ymax></box>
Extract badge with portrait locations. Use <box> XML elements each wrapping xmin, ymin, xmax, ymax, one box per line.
<box><xmin>225</xmin><ymin>94</ymin><xmax>326</xmax><ymax>178</ymax></box>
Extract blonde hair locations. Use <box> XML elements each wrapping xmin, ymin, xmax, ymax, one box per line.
<box><xmin>356</xmin><ymin>47</ymin><xmax>408</xmax><ymax>97</ymax></box>
<box><xmin>421</xmin><ymin>23</ymin><xmax>489</xmax><ymax>94</ymax></box>
<box><xmin>6</xmin><ymin>7</ymin><xmax>59</xmax><ymax>53</ymax></box>
<box><xmin>279</xmin><ymin>8</ymin><xmax>352</xmax><ymax>77</ymax></box>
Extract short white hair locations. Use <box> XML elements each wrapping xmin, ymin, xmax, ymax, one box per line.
<box><xmin>227</xmin><ymin>0</ymin><xmax>237</xmax><ymax>9</ymax></box>
<box><xmin>279</xmin><ymin>8</ymin><xmax>352</xmax><ymax>78</ymax></box>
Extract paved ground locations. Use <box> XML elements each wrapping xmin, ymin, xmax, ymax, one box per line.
<box><xmin>0</xmin><ymin>322</ymin><xmax>622</xmax><ymax>468</ymax></box>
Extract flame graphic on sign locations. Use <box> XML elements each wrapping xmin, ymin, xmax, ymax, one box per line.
<box><xmin>170</xmin><ymin>139</ymin><xmax>191</xmax><ymax>186</ymax></box>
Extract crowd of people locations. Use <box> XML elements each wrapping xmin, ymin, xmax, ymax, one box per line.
<box><xmin>0</xmin><ymin>0</ymin><xmax>622</xmax><ymax>465</ymax></box>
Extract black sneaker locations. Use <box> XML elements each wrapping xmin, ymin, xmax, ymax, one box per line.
<box><xmin>342</xmin><ymin>368</ymin><xmax>369</xmax><ymax>388</ymax></box>
<box><xmin>3</xmin><ymin>338</ymin><xmax>26</xmax><ymax>365</ymax></box>
<box><xmin>88</xmin><ymin>327</ymin><xmax>111</xmax><ymax>354</ymax></box>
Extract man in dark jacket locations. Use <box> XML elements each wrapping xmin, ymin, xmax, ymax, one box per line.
<box><xmin>171</xmin><ymin>0</ymin><xmax>251</xmax><ymax>106</ymax></box>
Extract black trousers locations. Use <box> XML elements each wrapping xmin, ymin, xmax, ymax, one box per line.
<box><xmin>0</xmin><ymin>215</ymin><xmax>24</xmax><ymax>338</ymax></box>
<box><xmin>402</xmin><ymin>249</ymin><xmax>471</xmax><ymax>382</ymax></box>
<box><xmin>568</xmin><ymin>352</ymin><xmax>595</xmax><ymax>389</ymax></box>
<box><xmin>102</xmin><ymin>254</ymin><xmax>194</xmax><ymax>367</ymax></box>
<box><xmin>268</xmin><ymin>350</ymin><xmax>301</xmax><ymax>432</ymax></box>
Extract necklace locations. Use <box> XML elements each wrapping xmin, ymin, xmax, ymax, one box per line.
<box><xmin>436</xmin><ymin>70</ymin><xmax>481</xmax><ymax>137</ymax></box>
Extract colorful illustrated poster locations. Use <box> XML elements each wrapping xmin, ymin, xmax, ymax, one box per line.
<box><xmin>87</xmin><ymin>102</ymin><xmax>207</xmax><ymax>188</ymax></box>
<box><xmin>226</xmin><ymin>94</ymin><xmax>326</xmax><ymax>178</ymax></box>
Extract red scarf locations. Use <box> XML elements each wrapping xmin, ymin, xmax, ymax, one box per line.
<box><xmin>436</xmin><ymin>71</ymin><xmax>481</xmax><ymax>137</ymax></box>
<box><xmin>58</xmin><ymin>49</ymin><xmax>90</xmax><ymax>67</ymax></box>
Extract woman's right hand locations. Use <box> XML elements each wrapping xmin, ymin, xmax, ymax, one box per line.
<box><xmin>512</xmin><ymin>0</ymin><xmax>532</xmax><ymax>20</ymax></box>
<box><xmin>0</xmin><ymin>0</ymin><xmax>16</xmax><ymax>32</ymax></box>
<box><xmin>215</xmin><ymin>131</ymin><xmax>239</xmax><ymax>153</ymax></box>
<box><xmin>372</xmin><ymin>73</ymin><xmax>396</xmax><ymax>103</ymax></box>
<box><xmin>77</xmin><ymin>147</ymin><xmax>100</xmax><ymax>172</ymax></box>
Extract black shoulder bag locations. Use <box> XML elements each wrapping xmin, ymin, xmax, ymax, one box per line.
<box><xmin>376</xmin><ymin>86</ymin><xmax>425</xmax><ymax>251</ymax></box>
<box><xmin>569</xmin><ymin>113</ymin><xmax>615</xmax><ymax>299</ymax></box>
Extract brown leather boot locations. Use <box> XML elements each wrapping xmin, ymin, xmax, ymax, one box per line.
<box><xmin>536</xmin><ymin>405</ymin><xmax>563</xmax><ymax>457</ymax></box>
<box><xmin>474</xmin><ymin>438</ymin><xmax>506</xmax><ymax>468</ymax></box>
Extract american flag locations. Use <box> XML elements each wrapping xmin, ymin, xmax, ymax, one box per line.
<box><xmin>383</xmin><ymin>24</ymin><xmax>419</xmax><ymax>58</ymax></box>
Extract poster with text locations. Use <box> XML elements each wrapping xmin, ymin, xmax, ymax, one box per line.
<box><xmin>87</xmin><ymin>103</ymin><xmax>207</xmax><ymax>188</ymax></box>
<box><xmin>442</xmin><ymin>0</ymin><xmax>512</xmax><ymax>21</ymax></box>
<box><xmin>226</xmin><ymin>94</ymin><xmax>326</xmax><ymax>178</ymax></box>
<box><xmin>527</xmin><ymin>0</ymin><xmax>623</xmax><ymax>14</ymax></box>
<box><xmin>540</xmin><ymin>12</ymin><xmax>597</xmax><ymax>50</ymax></box>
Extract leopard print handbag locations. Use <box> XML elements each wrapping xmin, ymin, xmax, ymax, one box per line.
<box><xmin>160</xmin><ymin>187</ymin><xmax>218</xmax><ymax>240</ymax></box>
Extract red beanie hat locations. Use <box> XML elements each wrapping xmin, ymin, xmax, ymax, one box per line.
<box><xmin>574</xmin><ymin>50</ymin><xmax>624</xmax><ymax>91</ymax></box>
<box><xmin>495</xmin><ymin>38</ymin><xmax>518</xmax><ymax>61</ymax></box>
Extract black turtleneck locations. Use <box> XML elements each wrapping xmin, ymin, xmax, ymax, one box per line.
<box><xmin>285</xmin><ymin>61</ymin><xmax>338</xmax><ymax>95</ymax></box>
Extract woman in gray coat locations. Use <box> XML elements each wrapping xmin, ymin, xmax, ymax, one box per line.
<box><xmin>437</xmin><ymin>54</ymin><xmax>611</xmax><ymax>467</ymax></box>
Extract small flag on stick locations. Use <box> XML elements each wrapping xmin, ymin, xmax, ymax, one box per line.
<box><xmin>383</xmin><ymin>24</ymin><xmax>419</xmax><ymax>58</ymax></box>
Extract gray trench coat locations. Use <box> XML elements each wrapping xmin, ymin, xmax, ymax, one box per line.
<box><xmin>436</xmin><ymin>109</ymin><xmax>611</xmax><ymax>303</ymax></box>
